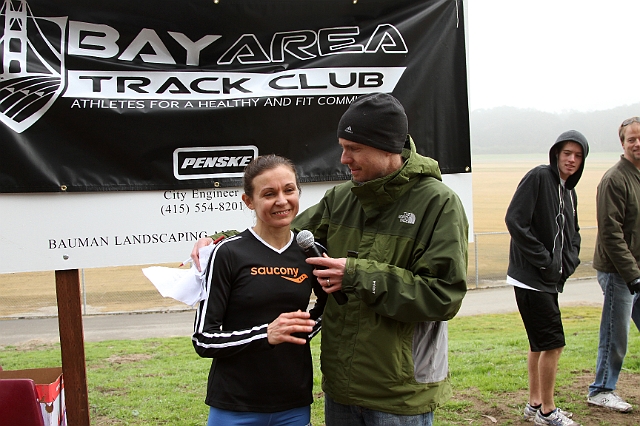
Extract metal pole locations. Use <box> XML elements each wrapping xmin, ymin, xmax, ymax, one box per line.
<box><xmin>81</xmin><ymin>268</ymin><xmax>87</xmax><ymax>315</ymax></box>
<box><xmin>474</xmin><ymin>233</ymin><xmax>479</xmax><ymax>289</ymax></box>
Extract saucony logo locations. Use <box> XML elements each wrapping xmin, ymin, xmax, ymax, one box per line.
<box><xmin>282</xmin><ymin>274</ymin><xmax>309</xmax><ymax>284</ymax></box>
<box><xmin>250</xmin><ymin>266</ymin><xmax>308</xmax><ymax>284</ymax></box>
<box><xmin>251</xmin><ymin>266</ymin><xmax>300</xmax><ymax>276</ymax></box>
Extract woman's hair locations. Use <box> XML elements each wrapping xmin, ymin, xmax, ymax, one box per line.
<box><xmin>243</xmin><ymin>154</ymin><xmax>301</xmax><ymax>198</ymax></box>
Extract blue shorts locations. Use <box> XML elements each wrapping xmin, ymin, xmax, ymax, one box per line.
<box><xmin>207</xmin><ymin>405</ymin><xmax>311</xmax><ymax>426</ymax></box>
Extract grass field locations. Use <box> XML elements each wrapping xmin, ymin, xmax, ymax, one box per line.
<box><xmin>1</xmin><ymin>307</ymin><xmax>638</xmax><ymax>425</ymax></box>
<box><xmin>0</xmin><ymin>151</ymin><xmax>624</xmax><ymax>316</ymax></box>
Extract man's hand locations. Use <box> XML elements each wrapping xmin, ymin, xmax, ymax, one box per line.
<box><xmin>628</xmin><ymin>277</ymin><xmax>640</xmax><ymax>295</ymax></box>
<box><xmin>267</xmin><ymin>311</ymin><xmax>315</xmax><ymax>345</ymax></box>
<box><xmin>191</xmin><ymin>237</ymin><xmax>213</xmax><ymax>271</ymax></box>
<box><xmin>306</xmin><ymin>256</ymin><xmax>346</xmax><ymax>294</ymax></box>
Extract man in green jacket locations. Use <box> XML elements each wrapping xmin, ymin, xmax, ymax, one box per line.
<box><xmin>299</xmin><ymin>93</ymin><xmax>468</xmax><ymax>425</ymax></box>
<box><xmin>193</xmin><ymin>93</ymin><xmax>468</xmax><ymax>425</ymax></box>
<box><xmin>587</xmin><ymin>116</ymin><xmax>640</xmax><ymax>413</ymax></box>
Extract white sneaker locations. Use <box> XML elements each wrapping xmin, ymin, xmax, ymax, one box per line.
<box><xmin>524</xmin><ymin>403</ymin><xmax>574</xmax><ymax>422</ymax></box>
<box><xmin>587</xmin><ymin>391</ymin><xmax>633</xmax><ymax>412</ymax></box>
<box><xmin>534</xmin><ymin>408</ymin><xmax>580</xmax><ymax>426</ymax></box>
<box><xmin>523</xmin><ymin>403</ymin><xmax>539</xmax><ymax>421</ymax></box>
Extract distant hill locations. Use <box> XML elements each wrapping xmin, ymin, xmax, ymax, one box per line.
<box><xmin>470</xmin><ymin>103</ymin><xmax>640</xmax><ymax>154</ymax></box>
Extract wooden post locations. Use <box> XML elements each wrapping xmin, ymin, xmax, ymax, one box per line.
<box><xmin>55</xmin><ymin>269</ymin><xmax>90</xmax><ymax>425</ymax></box>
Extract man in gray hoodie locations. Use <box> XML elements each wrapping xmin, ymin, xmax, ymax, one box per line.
<box><xmin>505</xmin><ymin>130</ymin><xmax>589</xmax><ymax>426</ymax></box>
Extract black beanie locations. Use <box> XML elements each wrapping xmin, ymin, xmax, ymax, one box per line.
<box><xmin>337</xmin><ymin>93</ymin><xmax>408</xmax><ymax>154</ymax></box>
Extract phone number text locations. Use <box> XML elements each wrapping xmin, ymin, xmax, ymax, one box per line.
<box><xmin>160</xmin><ymin>202</ymin><xmax>245</xmax><ymax>216</ymax></box>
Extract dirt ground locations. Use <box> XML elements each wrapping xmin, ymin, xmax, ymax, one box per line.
<box><xmin>451</xmin><ymin>373</ymin><xmax>640</xmax><ymax>425</ymax></box>
<box><xmin>0</xmin><ymin>265</ymin><xmax>187</xmax><ymax>317</ymax></box>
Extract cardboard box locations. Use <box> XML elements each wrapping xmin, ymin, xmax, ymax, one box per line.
<box><xmin>0</xmin><ymin>367</ymin><xmax>66</xmax><ymax>426</ymax></box>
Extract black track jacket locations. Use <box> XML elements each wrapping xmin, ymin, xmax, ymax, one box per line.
<box><xmin>505</xmin><ymin>130</ymin><xmax>589</xmax><ymax>293</ymax></box>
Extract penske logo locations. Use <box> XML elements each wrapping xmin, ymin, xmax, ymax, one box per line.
<box><xmin>173</xmin><ymin>145</ymin><xmax>257</xmax><ymax>180</ymax></box>
<box><xmin>251</xmin><ymin>266</ymin><xmax>309</xmax><ymax>284</ymax></box>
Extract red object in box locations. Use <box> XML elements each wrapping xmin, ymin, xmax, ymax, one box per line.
<box><xmin>0</xmin><ymin>367</ymin><xmax>66</xmax><ymax>426</ymax></box>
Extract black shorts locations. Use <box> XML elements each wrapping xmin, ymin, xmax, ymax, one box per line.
<box><xmin>514</xmin><ymin>286</ymin><xmax>565</xmax><ymax>352</ymax></box>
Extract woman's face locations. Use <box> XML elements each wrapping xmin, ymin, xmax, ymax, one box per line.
<box><xmin>242</xmin><ymin>165</ymin><xmax>299</xmax><ymax>229</ymax></box>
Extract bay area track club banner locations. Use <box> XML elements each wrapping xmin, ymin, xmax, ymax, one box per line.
<box><xmin>0</xmin><ymin>0</ymin><xmax>470</xmax><ymax>194</ymax></box>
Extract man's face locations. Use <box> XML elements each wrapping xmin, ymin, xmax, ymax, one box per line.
<box><xmin>557</xmin><ymin>141</ymin><xmax>583</xmax><ymax>181</ymax></box>
<box><xmin>339</xmin><ymin>138</ymin><xmax>397</xmax><ymax>183</ymax></box>
<box><xmin>621</xmin><ymin>122</ymin><xmax>640</xmax><ymax>168</ymax></box>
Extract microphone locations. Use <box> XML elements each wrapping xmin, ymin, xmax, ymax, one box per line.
<box><xmin>296</xmin><ymin>230</ymin><xmax>348</xmax><ymax>305</ymax></box>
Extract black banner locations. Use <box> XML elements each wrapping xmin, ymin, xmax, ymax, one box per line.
<box><xmin>0</xmin><ymin>0</ymin><xmax>470</xmax><ymax>193</ymax></box>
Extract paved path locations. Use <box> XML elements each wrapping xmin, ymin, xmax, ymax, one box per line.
<box><xmin>0</xmin><ymin>279</ymin><xmax>604</xmax><ymax>347</ymax></box>
<box><xmin>460</xmin><ymin>278</ymin><xmax>603</xmax><ymax>316</ymax></box>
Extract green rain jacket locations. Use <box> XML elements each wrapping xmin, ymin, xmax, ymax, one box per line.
<box><xmin>292</xmin><ymin>138</ymin><xmax>468</xmax><ymax>415</ymax></box>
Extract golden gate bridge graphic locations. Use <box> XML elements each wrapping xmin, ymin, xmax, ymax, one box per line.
<box><xmin>0</xmin><ymin>0</ymin><xmax>65</xmax><ymax>133</ymax></box>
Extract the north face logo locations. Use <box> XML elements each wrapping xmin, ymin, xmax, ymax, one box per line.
<box><xmin>0</xmin><ymin>0</ymin><xmax>66</xmax><ymax>133</ymax></box>
<box><xmin>344</xmin><ymin>126</ymin><xmax>353</xmax><ymax>133</ymax></box>
<box><xmin>398</xmin><ymin>212</ymin><xmax>415</xmax><ymax>224</ymax></box>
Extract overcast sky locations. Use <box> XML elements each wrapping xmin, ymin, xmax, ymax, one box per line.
<box><xmin>466</xmin><ymin>0</ymin><xmax>640</xmax><ymax>113</ymax></box>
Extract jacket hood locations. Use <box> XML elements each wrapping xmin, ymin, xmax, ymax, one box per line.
<box><xmin>401</xmin><ymin>135</ymin><xmax>442</xmax><ymax>179</ymax></box>
<box><xmin>350</xmin><ymin>136</ymin><xmax>441</xmax><ymax>207</ymax></box>
<box><xmin>549</xmin><ymin>130</ymin><xmax>589</xmax><ymax>190</ymax></box>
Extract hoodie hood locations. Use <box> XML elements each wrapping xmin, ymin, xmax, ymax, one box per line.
<box><xmin>549</xmin><ymin>130</ymin><xmax>589</xmax><ymax>190</ymax></box>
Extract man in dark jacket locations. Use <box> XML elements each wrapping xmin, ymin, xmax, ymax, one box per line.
<box><xmin>587</xmin><ymin>117</ymin><xmax>640</xmax><ymax>413</ymax></box>
<box><xmin>505</xmin><ymin>130</ymin><xmax>589</xmax><ymax>426</ymax></box>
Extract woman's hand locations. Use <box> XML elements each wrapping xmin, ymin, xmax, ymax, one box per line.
<box><xmin>190</xmin><ymin>237</ymin><xmax>213</xmax><ymax>271</ymax></box>
<box><xmin>267</xmin><ymin>311</ymin><xmax>315</xmax><ymax>345</ymax></box>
